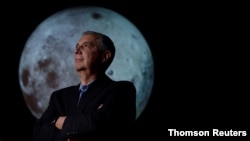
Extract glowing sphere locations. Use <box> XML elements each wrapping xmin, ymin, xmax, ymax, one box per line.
<box><xmin>18</xmin><ymin>6</ymin><xmax>154</xmax><ymax>119</ymax></box>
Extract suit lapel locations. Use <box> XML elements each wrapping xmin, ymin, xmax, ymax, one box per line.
<box><xmin>65</xmin><ymin>84</ymin><xmax>81</xmax><ymax>115</ymax></box>
<box><xmin>77</xmin><ymin>74</ymin><xmax>114</xmax><ymax>111</ymax></box>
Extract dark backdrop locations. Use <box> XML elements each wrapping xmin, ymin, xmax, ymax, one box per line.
<box><xmin>1</xmin><ymin>1</ymin><xmax>248</xmax><ymax>140</ymax></box>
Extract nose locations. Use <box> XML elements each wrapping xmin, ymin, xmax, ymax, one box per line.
<box><xmin>75</xmin><ymin>48</ymin><xmax>81</xmax><ymax>54</ymax></box>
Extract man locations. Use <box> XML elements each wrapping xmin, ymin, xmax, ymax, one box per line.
<box><xmin>33</xmin><ymin>31</ymin><xmax>136</xmax><ymax>141</ymax></box>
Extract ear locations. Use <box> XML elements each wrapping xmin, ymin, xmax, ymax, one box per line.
<box><xmin>101</xmin><ymin>51</ymin><xmax>111</xmax><ymax>63</ymax></box>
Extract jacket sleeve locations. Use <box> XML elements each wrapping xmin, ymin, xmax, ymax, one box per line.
<box><xmin>32</xmin><ymin>92</ymin><xmax>67</xmax><ymax>141</ymax></box>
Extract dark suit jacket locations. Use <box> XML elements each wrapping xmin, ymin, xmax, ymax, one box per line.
<box><xmin>32</xmin><ymin>74</ymin><xmax>136</xmax><ymax>141</ymax></box>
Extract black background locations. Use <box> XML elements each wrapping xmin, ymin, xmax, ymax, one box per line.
<box><xmin>1</xmin><ymin>1</ymin><xmax>248</xmax><ymax>140</ymax></box>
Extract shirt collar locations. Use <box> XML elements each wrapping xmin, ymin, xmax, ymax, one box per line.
<box><xmin>79</xmin><ymin>79</ymin><xmax>95</xmax><ymax>91</ymax></box>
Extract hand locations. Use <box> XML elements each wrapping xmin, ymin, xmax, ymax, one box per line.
<box><xmin>55</xmin><ymin>116</ymin><xmax>67</xmax><ymax>130</ymax></box>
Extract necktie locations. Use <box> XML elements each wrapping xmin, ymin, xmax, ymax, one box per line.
<box><xmin>77</xmin><ymin>85</ymin><xmax>88</xmax><ymax>105</ymax></box>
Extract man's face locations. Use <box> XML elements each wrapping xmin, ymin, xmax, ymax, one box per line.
<box><xmin>74</xmin><ymin>34</ymin><xmax>101</xmax><ymax>72</ymax></box>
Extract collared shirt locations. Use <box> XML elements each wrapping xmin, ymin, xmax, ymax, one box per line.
<box><xmin>78</xmin><ymin>80</ymin><xmax>95</xmax><ymax>104</ymax></box>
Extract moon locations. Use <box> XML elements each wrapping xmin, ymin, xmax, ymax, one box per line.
<box><xmin>18</xmin><ymin>6</ymin><xmax>154</xmax><ymax>119</ymax></box>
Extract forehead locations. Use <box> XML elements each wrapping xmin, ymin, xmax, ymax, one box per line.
<box><xmin>75</xmin><ymin>34</ymin><xmax>100</xmax><ymax>50</ymax></box>
<box><xmin>78</xmin><ymin>34</ymin><xmax>98</xmax><ymax>43</ymax></box>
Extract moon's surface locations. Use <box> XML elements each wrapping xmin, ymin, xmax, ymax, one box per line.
<box><xmin>18</xmin><ymin>6</ymin><xmax>154</xmax><ymax>119</ymax></box>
